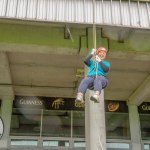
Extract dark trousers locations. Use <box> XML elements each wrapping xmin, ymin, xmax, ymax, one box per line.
<box><xmin>78</xmin><ymin>75</ymin><xmax>108</xmax><ymax>94</ymax></box>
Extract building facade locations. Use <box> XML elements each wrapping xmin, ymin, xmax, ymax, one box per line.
<box><xmin>0</xmin><ymin>0</ymin><xmax>150</xmax><ymax>150</ymax></box>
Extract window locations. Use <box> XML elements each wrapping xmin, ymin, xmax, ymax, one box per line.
<box><xmin>138</xmin><ymin>102</ymin><xmax>150</xmax><ymax>140</ymax></box>
<box><xmin>140</xmin><ymin>114</ymin><xmax>150</xmax><ymax>140</ymax></box>
<box><xmin>105</xmin><ymin>100</ymin><xmax>130</xmax><ymax>139</ymax></box>
<box><xmin>74</xmin><ymin>141</ymin><xmax>86</xmax><ymax>148</ymax></box>
<box><xmin>73</xmin><ymin>111</ymin><xmax>85</xmax><ymax>138</ymax></box>
<box><xmin>42</xmin><ymin>110</ymin><xmax>71</xmax><ymax>137</ymax></box>
<box><xmin>10</xmin><ymin>96</ymin><xmax>85</xmax><ymax>139</ymax></box>
<box><xmin>106</xmin><ymin>112</ymin><xmax>130</xmax><ymax>139</ymax></box>
<box><xmin>43</xmin><ymin>140</ymin><xmax>69</xmax><ymax>147</ymax></box>
<box><xmin>10</xmin><ymin>108</ymin><xmax>41</xmax><ymax>136</ymax></box>
<box><xmin>10</xmin><ymin>108</ymin><xmax>85</xmax><ymax>138</ymax></box>
<box><xmin>144</xmin><ymin>143</ymin><xmax>150</xmax><ymax>150</ymax></box>
<box><xmin>11</xmin><ymin>139</ymin><xmax>38</xmax><ymax>146</ymax></box>
<box><xmin>107</xmin><ymin>142</ymin><xmax>130</xmax><ymax>150</ymax></box>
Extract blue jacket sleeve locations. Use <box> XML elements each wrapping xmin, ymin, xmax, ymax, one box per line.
<box><xmin>84</xmin><ymin>54</ymin><xmax>93</xmax><ymax>67</ymax></box>
<box><xmin>99</xmin><ymin>61</ymin><xmax>110</xmax><ymax>72</ymax></box>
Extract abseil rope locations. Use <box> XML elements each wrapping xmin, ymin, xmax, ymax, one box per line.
<box><xmin>92</xmin><ymin>0</ymin><xmax>104</xmax><ymax>149</ymax></box>
<box><xmin>92</xmin><ymin>0</ymin><xmax>98</xmax><ymax>78</ymax></box>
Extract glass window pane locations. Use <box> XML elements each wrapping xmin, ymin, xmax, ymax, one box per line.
<box><xmin>11</xmin><ymin>139</ymin><xmax>38</xmax><ymax>146</ymax></box>
<box><xmin>43</xmin><ymin>140</ymin><xmax>69</xmax><ymax>147</ymax></box>
<box><xmin>139</xmin><ymin>114</ymin><xmax>150</xmax><ymax>140</ymax></box>
<box><xmin>106</xmin><ymin>112</ymin><xmax>130</xmax><ymax>139</ymax></box>
<box><xmin>74</xmin><ymin>141</ymin><xmax>86</xmax><ymax>147</ymax></box>
<box><xmin>144</xmin><ymin>144</ymin><xmax>150</xmax><ymax>150</ymax></box>
<box><xmin>107</xmin><ymin>142</ymin><xmax>130</xmax><ymax>150</ymax></box>
<box><xmin>73</xmin><ymin>111</ymin><xmax>85</xmax><ymax>138</ymax></box>
<box><xmin>10</xmin><ymin>108</ymin><xmax>41</xmax><ymax>136</ymax></box>
<box><xmin>42</xmin><ymin>110</ymin><xmax>71</xmax><ymax>137</ymax></box>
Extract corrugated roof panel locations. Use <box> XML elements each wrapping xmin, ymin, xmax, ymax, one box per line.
<box><xmin>16</xmin><ymin>0</ymin><xmax>27</xmax><ymax>18</ymax></box>
<box><xmin>139</xmin><ymin>2</ymin><xmax>149</xmax><ymax>27</ymax></box>
<box><xmin>46</xmin><ymin>0</ymin><xmax>55</xmax><ymax>20</ymax></box>
<box><xmin>112</xmin><ymin>1</ymin><xmax>122</xmax><ymax>25</ymax></box>
<box><xmin>85</xmin><ymin>0</ymin><xmax>93</xmax><ymax>23</ymax></box>
<box><xmin>147</xmin><ymin>2</ymin><xmax>150</xmax><ymax>26</ymax></box>
<box><xmin>54</xmin><ymin>0</ymin><xmax>61</xmax><ymax>21</ymax></box>
<box><xmin>0</xmin><ymin>0</ymin><xmax>150</xmax><ymax>29</ymax></box>
<box><xmin>66</xmin><ymin>0</ymin><xmax>75</xmax><ymax>22</ymax></box>
<box><xmin>74</xmin><ymin>0</ymin><xmax>85</xmax><ymax>23</ymax></box>
<box><xmin>103</xmin><ymin>1</ymin><xmax>112</xmax><ymax>24</ymax></box>
<box><xmin>55</xmin><ymin>0</ymin><xmax>63</xmax><ymax>22</ymax></box>
<box><xmin>6</xmin><ymin>0</ymin><xmax>18</xmax><ymax>17</ymax></box>
<box><xmin>121</xmin><ymin>2</ymin><xmax>131</xmax><ymax>26</ymax></box>
<box><xmin>0</xmin><ymin>0</ymin><xmax>7</xmax><ymax>16</ymax></box>
<box><xmin>95</xmin><ymin>1</ymin><xmax>103</xmax><ymax>24</ymax></box>
<box><xmin>26</xmin><ymin>0</ymin><xmax>37</xmax><ymax>19</ymax></box>
<box><xmin>37</xmin><ymin>0</ymin><xmax>47</xmax><ymax>20</ymax></box>
<box><xmin>130</xmin><ymin>2</ymin><xmax>140</xmax><ymax>27</ymax></box>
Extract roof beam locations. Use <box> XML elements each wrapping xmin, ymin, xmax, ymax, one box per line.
<box><xmin>0</xmin><ymin>43</ymin><xmax>78</xmax><ymax>55</ymax></box>
<box><xmin>0</xmin><ymin>52</ymin><xmax>14</xmax><ymax>99</ymax></box>
<box><xmin>128</xmin><ymin>75</ymin><xmax>150</xmax><ymax>105</ymax></box>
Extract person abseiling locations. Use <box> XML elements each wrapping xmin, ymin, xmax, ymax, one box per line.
<box><xmin>75</xmin><ymin>47</ymin><xmax>110</xmax><ymax>103</ymax></box>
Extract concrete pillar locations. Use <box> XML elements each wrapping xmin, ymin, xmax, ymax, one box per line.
<box><xmin>85</xmin><ymin>27</ymin><xmax>107</xmax><ymax>150</ymax></box>
<box><xmin>128</xmin><ymin>105</ymin><xmax>142</xmax><ymax>150</ymax></box>
<box><xmin>0</xmin><ymin>96</ymin><xmax>13</xmax><ymax>148</ymax></box>
<box><xmin>85</xmin><ymin>89</ymin><xmax>106</xmax><ymax>150</ymax></box>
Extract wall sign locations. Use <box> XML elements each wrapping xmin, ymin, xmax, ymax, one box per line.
<box><xmin>13</xmin><ymin>96</ymin><xmax>84</xmax><ymax>111</ymax></box>
<box><xmin>138</xmin><ymin>102</ymin><xmax>150</xmax><ymax>114</ymax></box>
<box><xmin>0</xmin><ymin>117</ymin><xmax>4</xmax><ymax>140</ymax></box>
<box><xmin>105</xmin><ymin>100</ymin><xmax>128</xmax><ymax>113</ymax></box>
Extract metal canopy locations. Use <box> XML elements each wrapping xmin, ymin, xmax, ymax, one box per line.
<box><xmin>0</xmin><ymin>0</ymin><xmax>150</xmax><ymax>29</ymax></box>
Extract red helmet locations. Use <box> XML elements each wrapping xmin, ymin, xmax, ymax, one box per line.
<box><xmin>96</xmin><ymin>47</ymin><xmax>107</xmax><ymax>54</ymax></box>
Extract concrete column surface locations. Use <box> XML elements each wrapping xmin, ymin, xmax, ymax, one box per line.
<box><xmin>0</xmin><ymin>97</ymin><xmax>13</xmax><ymax>148</ymax></box>
<box><xmin>128</xmin><ymin>105</ymin><xmax>142</xmax><ymax>150</ymax></box>
<box><xmin>85</xmin><ymin>89</ymin><xmax>106</xmax><ymax>150</ymax></box>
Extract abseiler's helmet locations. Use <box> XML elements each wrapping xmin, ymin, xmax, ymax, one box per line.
<box><xmin>96</xmin><ymin>47</ymin><xmax>107</xmax><ymax>54</ymax></box>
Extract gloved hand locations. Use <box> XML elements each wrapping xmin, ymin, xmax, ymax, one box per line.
<box><xmin>91</xmin><ymin>48</ymin><xmax>96</xmax><ymax>55</ymax></box>
<box><xmin>95</xmin><ymin>55</ymin><xmax>101</xmax><ymax>62</ymax></box>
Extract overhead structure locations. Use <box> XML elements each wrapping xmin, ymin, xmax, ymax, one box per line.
<box><xmin>0</xmin><ymin>0</ymin><xmax>150</xmax><ymax>29</ymax></box>
<box><xmin>0</xmin><ymin>52</ymin><xmax>14</xmax><ymax>100</ymax></box>
<box><xmin>128</xmin><ymin>74</ymin><xmax>150</xmax><ymax>105</ymax></box>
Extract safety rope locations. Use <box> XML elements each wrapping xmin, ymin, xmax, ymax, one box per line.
<box><xmin>92</xmin><ymin>0</ymin><xmax>96</xmax><ymax>50</ymax></box>
<box><xmin>92</xmin><ymin>0</ymin><xmax>98</xmax><ymax>78</ymax></box>
<box><xmin>92</xmin><ymin>0</ymin><xmax>104</xmax><ymax>150</ymax></box>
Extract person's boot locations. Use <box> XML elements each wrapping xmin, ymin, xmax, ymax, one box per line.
<box><xmin>90</xmin><ymin>93</ymin><xmax>100</xmax><ymax>103</ymax></box>
<box><xmin>75</xmin><ymin>93</ymin><xmax>84</xmax><ymax>104</ymax></box>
